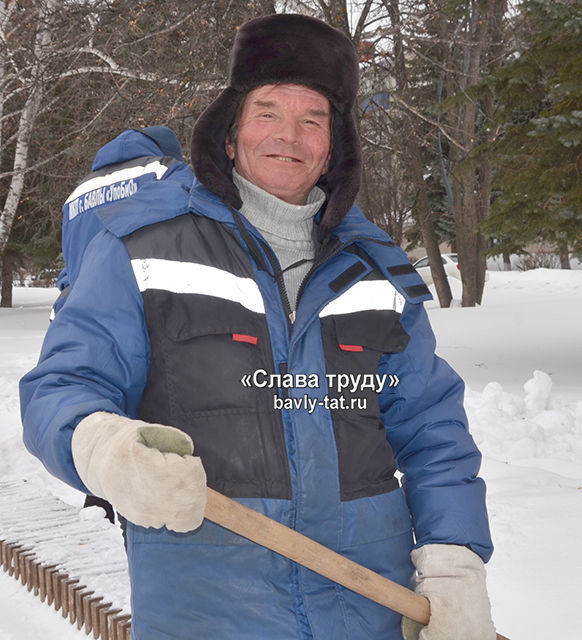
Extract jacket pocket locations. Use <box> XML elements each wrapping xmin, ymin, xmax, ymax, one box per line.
<box><xmin>321</xmin><ymin>309</ymin><xmax>409</xmax><ymax>416</ymax></box>
<box><xmin>320</xmin><ymin>310</ymin><xmax>409</xmax><ymax>501</ymax></box>
<box><xmin>160</xmin><ymin>294</ymin><xmax>267</xmax><ymax>414</ymax></box>
<box><xmin>142</xmin><ymin>292</ymin><xmax>291</xmax><ymax>500</ymax></box>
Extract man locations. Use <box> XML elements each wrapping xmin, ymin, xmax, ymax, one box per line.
<box><xmin>20</xmin><ymin>14</ymin><xmax>496</xmax><ymax>640</ymax></box>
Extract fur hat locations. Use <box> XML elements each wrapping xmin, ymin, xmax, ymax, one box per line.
<box><xmin>191</xmin><ymin>14</ymin><xmax>361</xmax><ymax>239</ymax></box>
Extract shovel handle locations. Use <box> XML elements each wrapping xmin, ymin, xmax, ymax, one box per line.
<box><xmin>204</xmin><ymin>488</ymin><xmax>509</xmax><ymax>639</ymax></box>
<box><xmin>205</xmin><ymin>487</ymin><xmax>429</xmax><ymax>621</ymax></box>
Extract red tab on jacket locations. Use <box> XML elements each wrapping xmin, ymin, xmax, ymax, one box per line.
<box><xmin>232</xmin><ymin>333</ymin><xmax>258</xmax><ymax>345</ymax></box>
<box><xmin>339</xmin><ymin>344</ymin><xmax>364</xmax><ymax>352</ymax></box>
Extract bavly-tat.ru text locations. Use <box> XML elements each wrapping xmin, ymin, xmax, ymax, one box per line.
<box><xmin>274</xmin><ymin>394</ymin><xmax>370</xmax><ymax>414</ymax></box>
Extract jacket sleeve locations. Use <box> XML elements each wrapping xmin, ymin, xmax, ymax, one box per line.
<box><xmin>379</xmin><ymin>299</ymin><xmax>493</xmax><ymax>562</ymax></box>
<box><xmin>19</xmin><ymin>230</ymin><xmax>150</xmax><ymax>492</ymax></box>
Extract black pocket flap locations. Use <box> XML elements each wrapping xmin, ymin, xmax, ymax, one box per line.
<box><xmin>332</xmin><ymin>310</ymin><xmax>409</xmax><ymax>354</ymax></box>
<box><xmin>161</xmin><ymin>292</ymin><xmax>262</xmax><ymax>342</ymax></box>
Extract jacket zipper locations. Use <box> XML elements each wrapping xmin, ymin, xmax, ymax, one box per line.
<box><xmin>257</xmin><ymin>237</ymin><xmax>295</xmax><ymax>329</ymax></box>
<box><xmin>230</xmin><ymin>207</ymin><xmax>294</xmax><ymax>330</ymax></box>
<box><xmin>231</xmin><ymin>203</ymin><xmax>394</xmax><ymax>326</ymax></box>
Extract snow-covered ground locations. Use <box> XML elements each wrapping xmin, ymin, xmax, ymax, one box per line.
<box><xmin>1</xmin><ymin>270</ymin><xmax>581</xmax><ymax>639</ymax></box>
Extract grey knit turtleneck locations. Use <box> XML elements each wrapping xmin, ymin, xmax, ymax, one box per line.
<box><xmin>233</xmin><ymin>169</ymin><xmax>325</xmax><ymax>312</ymax></box>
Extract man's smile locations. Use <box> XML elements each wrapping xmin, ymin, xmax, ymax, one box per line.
<box><xmin>265</xmin><ymin>154</ymin><xmax>301</xmax><ymax>163</ymax></box>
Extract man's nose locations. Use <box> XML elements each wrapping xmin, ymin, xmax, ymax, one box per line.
<box><xmin>272</xmin><ymin>118</ymin><xmax>301</xmax><ymax>145</ymax></box>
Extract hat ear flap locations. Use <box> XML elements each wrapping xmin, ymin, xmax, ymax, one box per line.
<box><xmin>317</xmin><ymin>112</ymin><xmax>362</xmax><ymax>241</ymax></box>
<box><xmin>191</xmin><ymin>87</ymin><xmax>243</xmax><ymax>209</ymax></box>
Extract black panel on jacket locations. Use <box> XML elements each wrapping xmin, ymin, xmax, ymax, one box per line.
<box><xmin>124</xmin><ymin>215</ymin><xmax>292</xmax><ymax>500</ymax></box>
<box><xmin>125</xmin><ymin>213</ymin><xmax>257</xmax><ymax>279</ymax></box>
<box><xmin>124</xmin><ymin>212</ymin><xmax>413</xmax><ymax>503</ymax></box>
<box><xmin>320</xmin><ymin>272</ymin><xmax>410</xmax><ymax>501</ymax></box>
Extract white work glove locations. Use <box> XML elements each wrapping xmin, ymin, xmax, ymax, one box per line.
<box><xmin>71</xmin><ymin>412</ymin><xmax>206</xmax><ymax>533</ymax></box>
<box><xmin>402</xmin><ymin>544</ymin><xmax>496</xmax><ymax>640</ymax></box>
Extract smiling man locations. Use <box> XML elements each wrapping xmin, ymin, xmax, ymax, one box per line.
<box><xmin>226</xmin><ymin>84</ymin><xmax>331</xmax><ymax>204</ymax></box>
<box><xmin>21</xmin><ymin>13</ymin><xmax>496</xmax><ymax>640</ymax></box>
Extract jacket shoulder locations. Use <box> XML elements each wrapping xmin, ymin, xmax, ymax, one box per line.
<box><xmin>96</xmin><ymin>179</ymin><xmax>192</xmax><ymax>239</ymax></box>
<box><xmin>369</xmin><ymin>242</ymin><xmax>432</xmax><ymax>304</ymax></box>
<box><xmin>337</xmin><ymin>209</ymin><xmax>432</xmax><ymax>304</ymax></box>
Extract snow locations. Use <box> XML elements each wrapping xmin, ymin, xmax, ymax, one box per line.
<box><xmin>428</xmin><ymin>268</ymin><xmax>582</xmax><ymax>398</ymax></box>
<box><xmin>0</xmin><ymin>576</ymin><xmax>83</xmax><ymax>640</ymax></box>
<box><xmin>1</xmin><ymin>271</ymin><xmax>581</xmax><ymax>640</ymax></box>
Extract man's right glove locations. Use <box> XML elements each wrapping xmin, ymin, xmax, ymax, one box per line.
<box><xmin>71</xmin><ymin>412</ymin><xmax>206</xmax><ymax>532</ymax></box>
<box><xmin>401</xmin><ymin>543</ymin><xmax>496</xmax><ymax>640</ymax></box>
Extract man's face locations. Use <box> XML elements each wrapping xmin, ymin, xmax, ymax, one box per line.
<box><xmin>226</xmin><ymin>84</ymin><xmax>332</xmax><ymax>205</ymax></box>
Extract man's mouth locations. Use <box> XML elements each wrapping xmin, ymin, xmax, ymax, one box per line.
<box><xmin>266</xmin><ymin>155</ymin><xmax>301</xmax><ymax>163</ymax></box>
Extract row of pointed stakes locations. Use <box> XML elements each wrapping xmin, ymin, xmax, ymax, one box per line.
<box><xmin>0</xmin><ymin>539</ymin><xmax>131</xmax><ymax>639</ymax></box>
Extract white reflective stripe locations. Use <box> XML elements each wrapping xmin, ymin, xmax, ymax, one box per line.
<box><xmin>319</xmin><ymin>279</ymin><xmax>405</xmax><ymax>317</ymax></box>
<box><xmin>64</xmin><ymin>161</ymin><xmax>169</xmax><ymax>204</ymax></box>
<box><xmin>131</xmin><ymin>258</ymin><xmax>266</xmax><ymax>314</ymax></box>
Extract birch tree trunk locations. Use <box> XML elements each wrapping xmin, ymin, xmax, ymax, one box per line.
<box><xmin>0</xmin><ymin>0</ymin><xmax>57</xmax><ymax>306</ymax></box>
<box><xmin>0</xmin><ymin>90</ymin><xmax>44</xmax><ymax>255</ymax></box>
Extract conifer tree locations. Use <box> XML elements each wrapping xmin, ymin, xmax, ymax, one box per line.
<box><xmin>484</xmin><ymin>0</ymin><xmax>582</xmax><ymax>266</ymax></box>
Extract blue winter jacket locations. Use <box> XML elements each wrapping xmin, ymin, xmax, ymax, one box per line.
<box><xmin>55</xmin><ymin>128</ymin><xmax>193</xmax><ymax>296</ymax></box>
<box><xmin>20</xmin><ymin>176</ymin><xmax>493</xmax><ymax>640</ymax></box>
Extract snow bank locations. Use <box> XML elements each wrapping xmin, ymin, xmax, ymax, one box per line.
<box><xmin>462</xmin><ymin>369</ymin><xmax>582</xmax><ymax>640</ymax></box>
<box><xmin>467</xmin><ymin>370</ymin><xmax>582</xmax><ymax>472</ymax></box>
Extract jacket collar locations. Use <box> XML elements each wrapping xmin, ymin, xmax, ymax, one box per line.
<box><xmin>188</xmin><ymin>177</ymin><xmax>390</xmax><ymax>248</ymax></box>
<box><xmin>188</xmin><ymin>177</ymin><xmax>238</xmax><ymax>224</ymax></box>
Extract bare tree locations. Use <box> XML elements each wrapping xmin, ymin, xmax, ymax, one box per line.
<box><xmin>381</xmin><ymin>0</ymin><xmax>454</xmax><ymax>307</ymax></box>
<box><xmin>0</xmin><ymin>0</ymin><xmax>275</xmax><ymax>305</ymax></box>
<box><xmin>433</xmin><ymin>0</ymin><xmax>508</xmax><ymax>306</ymax></box>
<box><xmin>1</xmin><ymin>1</ymin><xmax>181</xmax><ymax>282</ymax></box>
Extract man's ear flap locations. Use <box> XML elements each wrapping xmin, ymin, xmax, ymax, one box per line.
<box><xmin>316</xmin><ymin>112</ymin><xmax>362</xmax><ymax>240</ymax></box>
<box><xmin>191</xmin><ymin>87</ymin><xmax>243</xmax><ymax>209</ymax></box>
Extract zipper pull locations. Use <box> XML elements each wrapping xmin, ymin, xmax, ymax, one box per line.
<box><xmin>289</xmin><ymin>310</ymin><xmax>296</xmax><ymax>324</ymax></box>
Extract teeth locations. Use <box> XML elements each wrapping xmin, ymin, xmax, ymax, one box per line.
<box><xmin>270</xmin><ymin>156</ymin><xmax>296</xmax><ymax>162</ymax></box>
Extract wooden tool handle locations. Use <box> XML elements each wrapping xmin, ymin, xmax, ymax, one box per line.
<box><xmin>205</xmin><ymin>487</ymin><xmax>429</xmax><ymax>622</ymax></box>
<box><xmin>205</xmin><ymin>488</ymin><xmax>509</xmax><ymax>640</ymax></box>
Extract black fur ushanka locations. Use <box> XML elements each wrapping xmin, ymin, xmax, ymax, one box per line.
<box><xmin>191</xmin><ymin>14</ymin><xmax>362</xmax><ymax>241</ymax></box>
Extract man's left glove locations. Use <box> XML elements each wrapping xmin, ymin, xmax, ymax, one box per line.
<box><xmin>401</xmin><ymin>543</ymin><xmax>496</xmax><ymax>640</ymax></box>
<box><xmin>71</xmin><ymin>412</ymin><xmax>206</xmax><ymax>533</ymax></box>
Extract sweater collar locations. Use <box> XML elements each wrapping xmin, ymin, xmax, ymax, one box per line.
<box><xmin>188</xmin><ymin>176</ymin><xmax>388</xmax><ymax>246</ymax></box>
<box><xmin>232</xmin><ymin>169</ymin><xmax>325</xmax><ymax>243</ymax></box>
